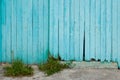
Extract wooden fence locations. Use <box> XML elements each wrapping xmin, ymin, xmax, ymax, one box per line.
<box><xmin>0</xmin><ymin>0</ymin><xmax>120</xmax><ymax>67</ymax></box>
<box><xmin>0</xmin><ymin>0</ymin><xmax>49</xmax><ymax>64</ymax></box>
<box><xmin>49</xmin><ymin>0</ymin><xmax>120</xmax><ymax>67</ymax></box>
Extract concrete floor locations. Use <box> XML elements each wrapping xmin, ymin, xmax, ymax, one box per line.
<box><xmin>0</xmin><ymin>62</ymin><xmax>120</xmax><ymax>80</ymax></box>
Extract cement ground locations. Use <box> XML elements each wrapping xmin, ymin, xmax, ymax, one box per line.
<box><xmin>0</xmin><ymin>62</ymin><xmax>120</xmax><ymax>80</ymax></box>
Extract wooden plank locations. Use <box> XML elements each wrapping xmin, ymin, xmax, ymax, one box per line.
<box><xmin>0</xmin><ymin>0</ymin><xmax>2</xmax><ymax>62</ymax></box>
<box><xmin>58</xmin><ymin>0</ymin><xmax>65</xmax><ymax>60</ymax></box>
<box><xmin>106</xmin><ymin>0</ymin><xmax>112</xmax><ymax>62</ymax></box>
<box><xmin>74</xmin><ymin>0</ymin><xmax>80</xmax><ymax>61</ymax></box>
<box><xmin>11</xmin><ymin>0</ymin><xmax>17</xmax><ymax>61</ymax></box>
<box><xmin>49</xmin><ymin>0</ymin><xmax>54</xmax><ymax>56</ymax></box>
<box><xmin>43</xmin><ymin>0</ymin><xmax>49</xmax><ymax>63</ymax></box>
<box><xmin>117</xmin><ymin>0</ymin><xmax>120</xmax><ymax>68</ymax></box>
<box><xmin>85</xmin><ymin>0</ymin><xmax>90</xmax><ymax>61</ymax></box>
<box><xmin>38</xmin><ymin>0</ymin><xmax>44</xmax><ymax>64</ymax></box>
<box><xmin>16</xmin><ymin>0</ymin><xmax>23</xmax><ymax>60</ymax></box>
<box><xmin>90</xmin><ymin>0</ymin><xmax>96</xmax><ymax>59</ymax></box>
<box><xmin>64</xmin><ymin>0</ymin><xmax>70</xmax><ymax>60</ymax></box>
<box><xmin>6</xmin><ymin>0</ymin><xmax>12</xmax><ymax>62</ymax></box>
<box><xmin>112</xmin><ymin>0</ymin><xmax>118</xmax><ymax>62</ymax></box>
<box><xmin>95</xmin><ymin>0</ymin><xmax>101</xmax><ymax>60</ymax></box>
<box><xmin>27</xmin><ymin>0</ymin><xmax>32</xmax><ymax>64</ymax></box>
<box><xmin>101</xmin><ymin>0</ymin><xmax>106</xmax><ymax>61</ymax></box>
<box><xmin>79</xmin><ymin>0</ymin><xmax>85</xmax><ymax>61</ymax></box>
<box><xmin>22</xmin><ymin>0</ymin><xmax>28</xmax><ymax>64</ymax></box>
<box><xmin>69</xmin><ymin>0</ymin><xmax>75</xmax><ymax>60</ymax></box>
<box><xmin>1</xmin><ymin>0</ymin><xmax>6</xmax><ymax>62</ymax></box>
<box><xmin>33</xmin><ymin>0</ymin><xmax>39</xmax><ymax>64</ymax></box>
<box><xmin>53</xmin><ymin>0</ymin><xmax>59</xmax><ymax>58</ymax></box>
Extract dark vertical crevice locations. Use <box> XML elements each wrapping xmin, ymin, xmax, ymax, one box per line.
<box><xmin>83</xmin><ymin>28</ymin><xmax>85</xmax><ymax>61</ymax></box>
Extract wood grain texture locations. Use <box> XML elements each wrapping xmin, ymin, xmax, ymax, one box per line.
<box><xmin>0</xmin><ymin>0</ymin><xmax>2</xmax><ymax>62</ymax></box>
<box><xmin>0</xmin><ymin>0</ymin><xmax>120</xmax><ymax>67</ymax></box>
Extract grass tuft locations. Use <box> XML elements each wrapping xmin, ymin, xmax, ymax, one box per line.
<box><xmin>4</xmin><ymin>60</ymin><xmax>33</xmax><ymax>77</ymax></box>
<box><xmin>38</xmin><ymin>56</ymin><xmax>70</xmax><ymax>76</ymax></box>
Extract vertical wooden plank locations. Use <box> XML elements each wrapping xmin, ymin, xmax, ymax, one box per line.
<box><xmin>59</xmin><ymin>0</ymin><xmax>65</xmax><ymax>60</ymax></box>
<box><xmin>79</xmin><ymin>0</ymin><xmax>85</xmax><ymax>61</ymax></box>
<box><xmin>106</xmin><ymin>0</ymin><xmax>112</xmax><ymax>62</ymax></box>
<box><xmin>11</xmin><ymin>0</ymin><xmax>17</xmax><ymax>60</ymax></box>
<box><xmin>16</xmin><ymin>0</ymin><xmax>23</xmax><ymax>60</ymax></box>
<box><xmin>22</xmin><ymin>0</ymin><xmax>28</xmax><ymax>63</ymax></box>
<box><xmin>49</xmin><ymin>0</ymin><xmax>54</xmax><ymax>56</ymax></box>
<box><xmin>6</xmin><ymin>0</ymin><xmax>12</xmax><ymax>62</ymax></box>
<box><xmin>95</xmin><ymin>0</ymin><xmax>101</xmax><ymax>60</ymax></box>
<box><xmin>112</xmin><ymin>0</ymin><xmax>118</xmax><ymax>62</ymax></box>
<box><xmin>74</xmin><ymin>0</ymin><xmax>80</xmax><ymax>61</ymax></box>
<box><xmin>1</xmin><ymin>0</ymin><xmax>6</xmax><ymax>62</ymax></box>
<box><xmin>69</xmin><ymin>0</ymin><xmax>75</xmax><ymax>60</ymax></box>
<box><xmin>117</xmin><ymin>0</ymin><xmax>120</xmax><ymax>68</ymax></box>
<box><xmin>64</xmin><ymin>0</ymin><xmax>70</xmax><ymax>60</ymax></box>
<box><xmin>0</xmin><ymin>1</ymin><xmax>1</xmax><ymax>62</ymax></box>
<box><xmin>38</xmin><ymin>0</ymin><xmax>44</xmax><ymax>64</ymax></box>
<box><xmin>85</xmin><ymin>0</ymin><xmax>90</xmax><ymax>61</ymax></box>
<box><xmin>101</xmin><ymin>0</ymin><xmax>106</xmax><ymax>61</ymax></box>
<box><xmin>53</xmin><ymin>0</ymin><xmax>59</xmax><ymax>58</ymax></box>
<box><xmin>90</xmin><ymin>0</ymin><xmax>96</xmax><ymax>59</ymax></box>
<box><xmin>43</xmin><ymin>0</ymin><xmax>49</xmax><ymax>62</ymax></box>
<box><xmin>27</xmin><ymin>0</ymin><xmax>32</xmax><ymax>64</ymax></box>
<box><xmin>33</xmin><ymin>0</ymin><xmax>39</xmax><ymax>64</ymax></box>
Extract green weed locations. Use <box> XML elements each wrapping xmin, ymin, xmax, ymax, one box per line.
<box><xmin>38</xmin><ymin>56</ymin><xmax>70</xmax><ymax>76</ymax></box>
<box><xmin>4</xmin><ymin>60</ymin><xmax>33</xmax><ymax>77</ymax></box>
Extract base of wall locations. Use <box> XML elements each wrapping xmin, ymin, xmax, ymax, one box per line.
<box><xmin>63</xmin><ymin>61</ymin><xmax>118</xmax><ymax>69</ymax></box>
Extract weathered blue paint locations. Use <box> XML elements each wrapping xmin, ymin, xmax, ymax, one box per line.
<box><xmin>58</xmin><ymin>0</ymin><xmax>64</xmax><ymax>60</ymax></box>
<box><xmin>106</xmin><ymin>0</ymin><xmax>112</xmax><ymax>62</ymax></box>
<box><xmin>95</xmin><ymin>0</ymin><xmax>101</xmax><ymax>61</ymax></box>
<box><xmin>112</xmin><ymin>0</ymin><xmax>118</xmax><ymax>62</ymax></box>
<box><xmin>1</xmin><ymin>0</ymin><xmax>49</xmax><ymax>64</ymax></box>
<box><xmin>74</xmin><ymin>0</ymin><xmax>80</xmax><ymax>61</ymax></box>
<box><xmin>0</xmin><ymin>0</ymin><xmax>2</xmax><ymax>62</ymax></box>
<box><xmin>38</xmin><ymin>0</ymin><xmax>45</xmax><ymax>64</ymax></box>
<box><xmin>0</xmin><ymin>0</ymin><xmax>120</xmax><ymax>67</ymax></box>
<box><xmin>69</xmin><ymin>0</ymin><xmax>75</xmax><ymax>60</ymax></box>
<box><xmin>49</xmin><ymin>0</ymin><xmax>120</xmax><ymax>66</ymax></box>
<box><xmin>6</xmin><ymin>0</ymin><xmax>12</xmax><ymax>62</ymax></box>
<box><xmin>43</xmin><ymin>0</ymin><xmax>49</xmax><ymax>63</ymax></box>
<box><xmin>1</xmin><ymin>0</ymin><xmax>6</xmax><ymax>62</ymax></box>
<box><xmin>90</xmin><ymin>0</ymin><xmax>96</xmax><ymax>59</ymax></box>
<box><xmin>118</xmin><ymin>0</ymin><xmax>120</xmax><ymax>68</ymax></box>
<box><xmin>101</xmin><ymin>0</ymin><xmax>106</xmax><ymax>61</ymax></box>
<box><xmin>53</xmin><ymin>0</ymin><xmax>59</xmax><ymax>58</ymax></box>
<box><xmin>16</xmin><ymin>0</ymin><xmax>22</xmax><ymax>61</ymax></box>
<box><xmin>79</xmin><ymin>0</ymin><xmax>85</xmax><ymax>61</ymax></box>
<box><xmin>32</xmin><ymin>0</ymin><xmax>38</xmax><ymax>64</ymax></box>
<box><xmin>85</xmin><ymin>0</ymin><xmax>90</xmax><ymax>61</ymax></box>
<box><xmin>11</xmin><ymin>0</ymin><xmax>17</xmax><ymax>61</ymax></box>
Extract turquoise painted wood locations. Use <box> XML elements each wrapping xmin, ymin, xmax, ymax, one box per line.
<box><xmin>0</xmin><ymin>0</ymin><xmax>120</xmax><ymax>68</ymax></box>
<box><xmin>0</xmin><ymin>0</ymin><xmax>2</xmax><ymax>62</ymax></box>
<box><xmin>49</xmin><ymin>0</ymin><xmax>120</xmax><ymax>67</ymax></box>
<box><xmin>118</xmin><ymin>0</ymin><xmax>120</xmax><ymax>68</ymax></box>
<box><xmin>1</xmin><ymin>0</ymin><xmax>49</xmax><ymax>64</ymax></box>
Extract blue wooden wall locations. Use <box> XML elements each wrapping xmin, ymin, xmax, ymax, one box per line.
<box><xmin>0</xmin><ymin>0</ymin><xmax>49</xmax><ymax>64</ymax></box>
<box><xmin>49</xmin><ymin>0</ymin><xmax>120</xmax><ymax>67</ymax></box>
<box><xmin>0</xmin><ymin>0</ymin><xmax>120</xmax><ymax>67</ymax></box>
<box><xmin>0</xmin><ymin>0</ymin><xmax>2</xmax><ymax>62</ymax></box>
